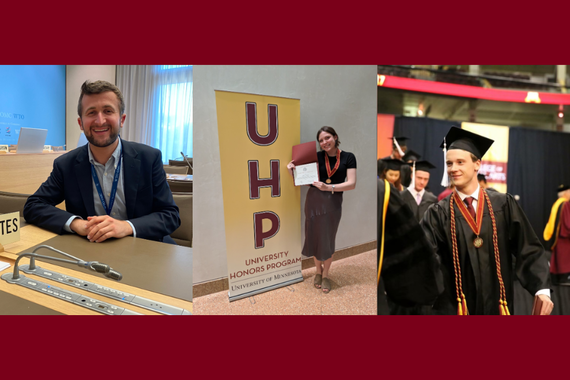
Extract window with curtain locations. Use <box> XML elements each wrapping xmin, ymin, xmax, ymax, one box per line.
<box><xmin>152</xmin><ymin>65</ymin><xmax>193</xmax><ymax>163</ymax></box>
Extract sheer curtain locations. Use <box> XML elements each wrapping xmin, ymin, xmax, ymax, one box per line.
<box><xmin>116</xmin><ymin>65</ymin><xmax>193</xmax><ymax>162</ymax></box>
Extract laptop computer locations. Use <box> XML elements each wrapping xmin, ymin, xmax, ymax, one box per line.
<box><xmin>16</xmin><ymin>127</ymin><xmax>48</xmax><ymax>154</ymax></box>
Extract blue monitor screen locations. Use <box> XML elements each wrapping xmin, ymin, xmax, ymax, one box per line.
<box><xmin>0</xmin><ymin>65</ymin><xmax>66</xmax><ymax>147</ymax></box>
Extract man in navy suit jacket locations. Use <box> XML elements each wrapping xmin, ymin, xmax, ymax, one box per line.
<box><xmin>24</xmin><ymin>80</ymin><xmax>180</xmax><ymax>243</ymax></box>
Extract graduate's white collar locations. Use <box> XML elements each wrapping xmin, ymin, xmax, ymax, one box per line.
<box><xmin>408</xmin><ymin>186</ymin><xmax>425</xmax><ymax>199</ymax></box>
<box><xmin>456</xmin><ymin>184</ymin><xmax>480</xmax><ymax>202</ymax></box>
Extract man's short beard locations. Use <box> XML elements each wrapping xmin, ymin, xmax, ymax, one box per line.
<box><xmin>81</xmin><ymin>118</ymin><xmax>120</xmax><ymax>148</ymax></box>
<box><xmin>85</xmin><ymin>130</ymin><xmax>119</xmax><ymax>148</ymax></box>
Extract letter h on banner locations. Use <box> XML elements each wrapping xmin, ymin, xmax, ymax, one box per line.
<box><xmin>248</xmin><ymin>160</ymin><xmax>280</xmax><ymax>199</ymax></box>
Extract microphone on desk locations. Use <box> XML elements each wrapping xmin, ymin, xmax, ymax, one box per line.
<box><xmin>8</xmin><ymin>245</ymin><xmax>123</xmax><ymax>281</ymax></box>
<box><xmin>88</xmin><ymin>261</ymin><xmax>123</xmax><ymax>281</ymax></box>
<box><xmin>181</xmin><ymin>152</ymin><xmax>193</xmax><ymax>171</ymax></box>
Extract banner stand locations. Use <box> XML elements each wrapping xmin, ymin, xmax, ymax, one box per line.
<box><xmin>229</xmin><ymin>276</ymin><xmax>303</xmax><ymax>302</ymax></box>
<box><xmin>216</xmin><ymin>91</ymin><xmax>303</xmax><ymax>301</ymax></box>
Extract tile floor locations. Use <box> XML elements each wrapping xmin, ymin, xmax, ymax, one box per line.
<box><xmin>193</xmin><ymin>249</ymin><xmax>376</xmax><ymax>315</ymax></box>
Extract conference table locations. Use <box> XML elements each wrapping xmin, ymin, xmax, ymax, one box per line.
<box><xmin>166</xmin><ymin>174</ymin><xmax>193</xmax><ymax>193</ymax></box>
<box><xmin>0</xmin><ymin>223</ymin><xmax>193</xmax><ymax>315</ymax></box>
<box><xmin>0</xmin><ymin>151</ymin><xmax>67</xmax><ymax>194</ymax></box>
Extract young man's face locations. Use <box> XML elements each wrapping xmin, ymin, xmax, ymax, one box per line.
<box><xmin>446</xmin><ymin>149</ymin><xmax>480</xmax><ymax>190</ymax></box>
<box><xmin>78</xmin><ymin>91</ymin><xmax>126</xmax><ymax>148</ymax></box>
<box><xmin>414</xmin><ymin>170</ymin><xmax>430</xmax><ymax>192</ymax></box>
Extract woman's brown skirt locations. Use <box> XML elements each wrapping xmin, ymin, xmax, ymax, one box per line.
<box><xmin>301</xmin><ymin>187</ymin><xmax>343</xmax><ymax>261</ymax></box>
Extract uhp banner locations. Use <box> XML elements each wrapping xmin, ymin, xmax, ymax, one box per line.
<box><xmin>215</xmin><ymin>91</ymin><xmax>303</xmax><ymax>301</ymax></box>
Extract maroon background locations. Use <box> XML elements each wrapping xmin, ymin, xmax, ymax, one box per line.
<box><xmin>3</xmin><ymin>2</ymin><xmax>570</xmax><ymax>377</ymax></box>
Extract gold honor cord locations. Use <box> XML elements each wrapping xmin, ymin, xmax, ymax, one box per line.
<box><xmin>377</xmin><ymin>180</ymin><xmax>390</xmax><ymax>284</ymax></box>
<box><xmin>484</xmin><ymin>190</ymin><xmax>510</xmax><ymax>315</ymax></box>
<box><xmin>449</xmin><ymin>194</ymin><xmax>469</xmax><ymax>315</ymax></box>
<box><xmin>450</xmin><ymin>189</ymin><xmax>510</xmax><ymax>315</ymax></box>
<box><xmin>324</xmin><ymin>149</ymin><xmax>341</xmax><ymax>184</ymax></box>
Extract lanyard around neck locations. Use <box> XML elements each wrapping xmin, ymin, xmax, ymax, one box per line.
<box><xmin>91</xmin><ymin>151</ymin><xmax>122</xmax><ymax>216</ymax></box>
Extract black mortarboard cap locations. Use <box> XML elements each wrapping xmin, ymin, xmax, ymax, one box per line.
<box><xmin>388</xmin><ymin>136</ymin><xmax>409</xmax><ymax>146</ymax></box>
<box><xmin>402</xmin><ymin>149</ymin><xmax>421</xmax><ymax>162</ymax></box>
<box><xmin>558</xmin><ymin>184</ymin><xmax>570</xmax><ymax>192</ymax></box>
<box><xmin>414</xmin><ymin>160</ymin><xmax>436</xmax><ymax>172</ymax></box>
<box><xmin>440</xmin><ymin>127</ymin><xmax>494</xmax><ymax>160</ymax></box>
<box><xmin>382</xmin><ymin>159</ymin><xmax>405</xmax><ymax>170</ymax></box>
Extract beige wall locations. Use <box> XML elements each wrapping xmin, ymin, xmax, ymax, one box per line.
<box><xmin>193</xmin><ymin>65</ymin><xmax>377</xmax><ymax>284</ymax></box>
<box><xmin>65</xmin><ymin>65</ymin><xmax>116</xmax><ymax>150</ymax></box>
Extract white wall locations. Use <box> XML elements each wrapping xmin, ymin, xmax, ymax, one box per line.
<box><xmin>65</xmin><ymin>66</ymin><xmax>116</xmax><ymax>150</ymax></box>
<box><xmin>193</xmin><ymin>65</ymin><xmax>377</xmax><ymax>284</ymax></box>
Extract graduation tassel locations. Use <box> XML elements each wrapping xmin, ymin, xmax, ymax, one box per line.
<box><xmin>441</xmin><ymin>137</ymin><xmax>449</xmax><ymax>187</ymax></box>
<box><xmin>457</xmin><ymin>298</ymin><xmax>463</xmax><ymax>316</ymax></box>
<box><xmin>393</xmin><ymin>137</ymin><xmax>405</xmax><ymax>157</ymax></box>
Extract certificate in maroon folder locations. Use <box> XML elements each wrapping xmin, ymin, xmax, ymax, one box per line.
<box><xmin>292</xmin><ymin>142</ymin><xmax>319</xmax><ymax>186</ymax></box>
<box><xmin>292</xmin><ymin>141</ymin><xmax>318</xmax><ymax>165</ymax></box>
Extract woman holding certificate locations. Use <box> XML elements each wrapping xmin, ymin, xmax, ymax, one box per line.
<box><xmin>287</xmin><ymin>127</ymin><xmax>357</xmax><ymax>293</ymax></box>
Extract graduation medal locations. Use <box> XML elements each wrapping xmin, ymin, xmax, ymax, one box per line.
<box><xmin>453</xmin><ymin>188</ymin><xmax>485</xmax><ymax>248</ymax></box>
<box><xmin>472</xmin><ymin>238</ymin><xmax>482</xmax><ymax>248</ymax></box>
<box><xmin>325</xmin><ymin>148</ymin><xmax>341</xmax><ymax>184</ymax></box>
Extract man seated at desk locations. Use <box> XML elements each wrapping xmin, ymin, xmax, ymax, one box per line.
<box><xmin>24</xmin><ymin>80</ymin><xmax>180</xmax><ymax>244</ymax></box>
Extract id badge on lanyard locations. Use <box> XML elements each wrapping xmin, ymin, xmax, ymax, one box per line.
<box><xmin>91</xmin><ymin>152</ymin><xmax>122</xmax><ymax>216</ymax></box>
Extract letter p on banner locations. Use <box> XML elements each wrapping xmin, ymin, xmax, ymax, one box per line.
<box><xmin>216</xmin><ymin>91</ymin><xmax>303</xmax><ymax>301</ymax></box>
<box><xmin>254</xmin><ymin>211</ymin><xmax>280</xmax><ymax>248</ymax></box>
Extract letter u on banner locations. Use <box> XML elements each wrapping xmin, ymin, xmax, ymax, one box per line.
<box><xmin>215</xmin><ymin>91</ymin><xmax>303</xmax><ymax>301</ymax></box>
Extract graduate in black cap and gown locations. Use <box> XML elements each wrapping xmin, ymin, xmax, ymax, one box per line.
<box><xmin>400</xmin><ymin>149</ymin><xmax>421</xmax><ymax>188</ymax></box>
<box><xmin>381</xmin><ymin>136</ymin><xmax>408</xmax><ymax>161</ymax></box>
<box><xmin>401</xmin><ymin>160</ymin><xmax>438</xmax><ymax>222</ymax></box>
<box><xmin>380</xmin><ymin>159</ymin><xmax>405</xmax><ymax>191</ymax></box>
<box><xmin>378</xmin><ymin>178</ymin><xmax>443</xmax><ymax>315</ymax></box>
<box><xmin>421</xmin><ymin>127</ymin><xmax>552</xmax><ymax>315</ymax></box>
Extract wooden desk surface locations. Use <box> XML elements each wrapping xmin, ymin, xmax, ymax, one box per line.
<box><xmin>0</xmin><ymin>224</ymin><xmax>193</xmax><ymax>315</ymax></box>
<box><xmin>0</xmin><ymin>151</ymin><xmax>68</xmax><ymax>194</ymax></box>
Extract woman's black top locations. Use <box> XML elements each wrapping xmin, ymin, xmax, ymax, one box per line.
<box><xmin>313</xmin><ymin>150</ymin><xmax>357</xmax><ymax>191</ymax></box>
